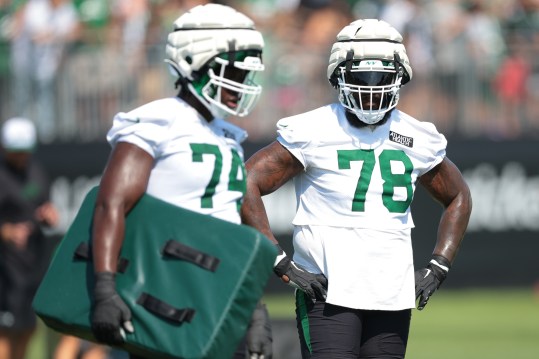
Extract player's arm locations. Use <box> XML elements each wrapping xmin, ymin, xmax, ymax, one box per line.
<box><xmin>239</xmin><ymin>143</ymin><xmax>296</xmax><ymax>358</ymax></box>
<box><xmin>241</xmin><ymin>141</ymin><xmax>328</xmax><ymax>301</ymax></box>
<box><xmin>415</xmin><ymin>157</ymin><xmax>472</xmax><ymax>310</ymax></box>
<box><xmin>90</xmin><ymin>142</ymin><xmax>154</xmax><ymax>344</ymax></box>
<box><xmin>418</xmin><ymin>157</ymin><xmax>472</xmax><ymax>264</ymax></box>
<box><xmin>92</xmin><ymin>142</ymin><xmax>153</xmax><ymax>273</ymax></box>
<box><xmin>241</xmin><ymin>141</ymin><xmax>303</xmax><ymax>243</ymax></box>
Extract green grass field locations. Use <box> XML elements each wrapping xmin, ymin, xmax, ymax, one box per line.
<box><xmin>405</xmin><ymin>289</ymin><xmax>539</xmax><ymax>359</ymax></box>
<box><xmin>28</xmin><ymin>288</ymin><xmax>539</xmax><ymax>359</ymax></box>
<box><xmin>264</xmin><ymin>288</ymin><xmax>539</xmax><ymax>359</ymax></box>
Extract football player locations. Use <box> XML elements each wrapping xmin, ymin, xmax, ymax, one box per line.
<box><xmin>89</xmin><ymin>4</ymin><xmax>271</xmax><ymax>359</ymax></box>
<box><xmin>241</xmin><ymin>19</ymin><xmax>472</xmax><ymax>358</ymax></box>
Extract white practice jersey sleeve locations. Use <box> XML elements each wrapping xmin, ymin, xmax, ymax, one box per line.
<box><xmin>276</xmin><ymin>104</ymin><xmax>447</xmax><ymax>310</ymax></box>
<box><xmin>107</xmin><ymin>97</ymin><xmax>247</xmax><ymax>224</ymax></box>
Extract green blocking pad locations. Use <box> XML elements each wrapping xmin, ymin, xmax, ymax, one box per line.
<box><xmin>33</xmin><ymin>187</ymin><xmax>277</xmax><ymax>359</ymax></box>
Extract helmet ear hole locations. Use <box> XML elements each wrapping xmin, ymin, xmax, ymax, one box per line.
<box><xmin>191</xmin><ymin>72</ymin><xmax>211</xmax><ymax>95</ymax></box>
<box><xmin>329</xmin><ymin>73</ymin><xmax>339</xmax><ymax>88</ymax></box>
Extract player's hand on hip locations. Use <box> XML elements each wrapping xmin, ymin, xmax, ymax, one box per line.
<box><xmin>273</xmin><ymin>245</ymin><xmax>328</xmax><ymax>302</ymax></box>
<box><xmin>246</xmin><ymin>301</ymin><xmax>273</xmax><ymax>359</ymax></box>
<box><xmin>91</xmin><ymin>272</ymin><xmax>134</xmax><ymax>345</ymax></box>
<box><xmin>414</xmin><ymin>255</ymin><xmax>451</xmax><ymax>310</ymax></box>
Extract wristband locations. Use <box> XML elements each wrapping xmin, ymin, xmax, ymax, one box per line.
<box><xmin>430</xmin><ymin>255</ymin><xmax>451</xmax><ymax>272</ymax></box>
<box><xmin>273</xmin><ymin>244</ymin><xmax>287</xmax><ymax>268</ymax></box>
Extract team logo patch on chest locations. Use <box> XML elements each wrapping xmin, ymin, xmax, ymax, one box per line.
<box><xmin>389</xmin><ymin>131</ymin><xmax>414</xmax><ymax>148</ymax></box>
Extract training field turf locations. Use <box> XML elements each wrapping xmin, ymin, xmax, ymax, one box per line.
<box><xmin>264</xmin><ymin>288</ymin><xmax>539</xmax><ymax>359</ymax></box>
<box><xmin>28</xmin><ymin>288</ymin><xmax>539</xmax><ymax>359</ymax></box>
<box><xmin>405</xmin><ymin>289</ymin><xmax>539</xmax><ymax>359</ymax></box>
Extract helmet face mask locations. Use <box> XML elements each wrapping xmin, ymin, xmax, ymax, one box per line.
<box><xmin>336</xmin><ymin>58</ymin><xmax>403</xmax><ymax>125</ymax></box>
<box><xmin>327</xmin><ymin>19</ymin><xmax>412</xmax><ymax>125</ymax></box>
<box><xmin>198</xmin><ymin>50</ymin><xmax>264</xmax><ymax>118</ymax></box>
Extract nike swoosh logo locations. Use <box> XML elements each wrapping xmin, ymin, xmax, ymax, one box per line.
<box><xmin>423</xmin><ymin>269</ymin><xmax>431</xmax><ymax>279</ymax></box>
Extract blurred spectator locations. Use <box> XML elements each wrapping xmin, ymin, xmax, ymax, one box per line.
<box><xmin>0</xmin><ymin>0</ymin><xmax>16</xmax><ymax>118</ymax></box>
<box><xmin>381</xmin><ymin>0</ymin><xmax>435</xmax><ymax>79</ymax></box>
<box><xmin>9</xmin><ymin>0</ymin><xmax>80</xmax><ymax>143</ymax></box>
<box><xmin>0</xmin><ymin>117</ymin><xmax>59</xmax><ymax>359</ymax></box>
<box><xmin>351</xmin><ymin>0</ymin><xmax>380</xmax><ymax>19</ymax></box>
<box><xmin>236</xmin><ymin>1</ymin><xmax>352</xmax><ymax>140</ymax></box>
<box><xmin>462</xmin><ymin>0</ymin><xmax>506</xmax><ymax>136</ymax></box>
<box><xmin>380</xmin><ymin>0</ymin><xmax>417</xmax><ymax>35</ymax></box>
<box><xmin>381</xmin><ymin>0</ymin><xmax>436</xmax><ymax>124</ymax></box>
<box><xmin>108</xmin><ymin>0</ymin><xmax>150</xmax><ymax>108</ymax></box>
<box><xmin>492</xmin><ymin>38</ymin><xmax>531</xmax><ymax>139</ymax></box>
<box><xmin>73</xmin><ymin>0</ymin><xmax>110</xmax><ymax>43</ymax></box>
<box><xmin>0</xmin><ymin>0</ymin><xmax>539</xmax><ymax>141</ymax></box>
<box><xmin>53</xmin><ymin>335</ymin><xmax>108</xmax><ymax>359</ymax></box>
<box><xmin>502</xmin><ymin>0</ymin><xmax>539</xmax><ymax>136</ymax></box>
<box><xmin>110</xmin><ymin>0</ymin><xmax>149</xmax><ymax>72</ymax></box>
<box><xmin>424</xmin><ymin>0</ymin><xmax>468</xmax><ymax>134</ymax></box>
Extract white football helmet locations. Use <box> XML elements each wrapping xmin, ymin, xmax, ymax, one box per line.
<box><xmin>165</xmin><ymin>4</ymin><xmax>265</xmax><ymax>118</ymax></box>
<box><xmin>327</xmin><ymin>19</ymin><xmax>412</xmax><ymax>125</ymax></box>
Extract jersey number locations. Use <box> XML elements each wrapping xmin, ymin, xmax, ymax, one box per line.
<box><xmin>337</xmin><ymin>149</ymin><xmax>413</xmax><ymax>213</ymax></box>
<box><xmin>190</xmin><ymin>143</ymin><xmax>245</xmax><ymax>209</ymax></box>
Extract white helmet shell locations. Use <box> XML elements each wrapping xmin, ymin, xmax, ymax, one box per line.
<box><xmin>327</xmin><ymin>19</ymin><xmax>412</xmax><ymax>85</ymax></box>
<box><xmin>165</xmin><ymin>4</ymin><xmax>264</xmax><ymax>81</ymax></box>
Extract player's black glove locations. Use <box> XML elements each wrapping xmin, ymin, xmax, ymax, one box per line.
<box><xmin>273</xmin><ymin>244</ymin><xmax>328</xmax><ymax>302</ymax></box>
<box><xmin>91</xmin><ymin>272</ymin><xmax>134</xmax><ymax>345</ymax></box>
<box><xmin>414</xmin><ymin>255</ymin><xmax>451</xmax><ymax>310</ymax></box>
<box><xmin>246</xmin><ymin>301</ymin><xmax>273</xmax><ymax>359</ymax></box>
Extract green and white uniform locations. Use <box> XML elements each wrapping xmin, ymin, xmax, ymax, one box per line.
<box><xmin>107</xmin><ymin>97</ymin><xmax>247</xmax><ymax>224</ymax></box>
<box><xmin>277</xmin><ymin>103</ymin><xmax>446</xmax><ymax>310</ymax></box>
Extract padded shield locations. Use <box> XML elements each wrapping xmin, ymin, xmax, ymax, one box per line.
<box><xmin>32</xmin><ymin>187</ymin><xmax>277</xmax><ymax>359</ymax></box>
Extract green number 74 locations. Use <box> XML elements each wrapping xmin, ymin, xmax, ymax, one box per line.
<box><xmin>190</xmin><ymin>143</ymin><xmax>245</xmax><ymax>210</ymax></box>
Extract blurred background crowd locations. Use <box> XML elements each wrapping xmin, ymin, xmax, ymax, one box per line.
<box><xmin>1</xmin><ymin>0</ymin><xmax>539</xmax><ymax>144</ymax></box>
<box><xmin>0</xmin><ymin>1</ymin><xmax>538</xmax><ymax>359</ymax></box>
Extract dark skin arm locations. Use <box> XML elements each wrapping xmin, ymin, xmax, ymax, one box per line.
<box><xmin>91</xmin><ymin>89</ymin><xmax>221</xmax><ymax>273</ymax></box>
<box><xmin>241</xmin><ymin>141</ymin><xmax>303</xmax><ymax>245</ymax></box>
<box><xmin>241</xmin><ymin>141</ymin><xmax>304</xmax><ymax>284</ymax></box>
<box><xmin>418</xmin><ymin>157</ymin><xmax>472</xmax><ymax>264</ymax></box>
<box><xmin>92</xmin><ymin>142</ymin><xmax>154</xmax><ymax>273</ymax></box>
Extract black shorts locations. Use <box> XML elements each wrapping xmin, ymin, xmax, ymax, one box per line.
<box><xmin>295</xmin><ymin>291</ymin><xmax>411</xmax><ymax>359</ymax></box>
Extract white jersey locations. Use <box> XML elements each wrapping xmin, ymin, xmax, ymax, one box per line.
<box><xmin>107</xmin><ymin>97</ymin><xmax>247</xmax><ymax>224</ymax></box>
<box><xmin>277</xmin><ymin>103</ymin><xmax>447</xmax><ymax>310</ymax></box>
